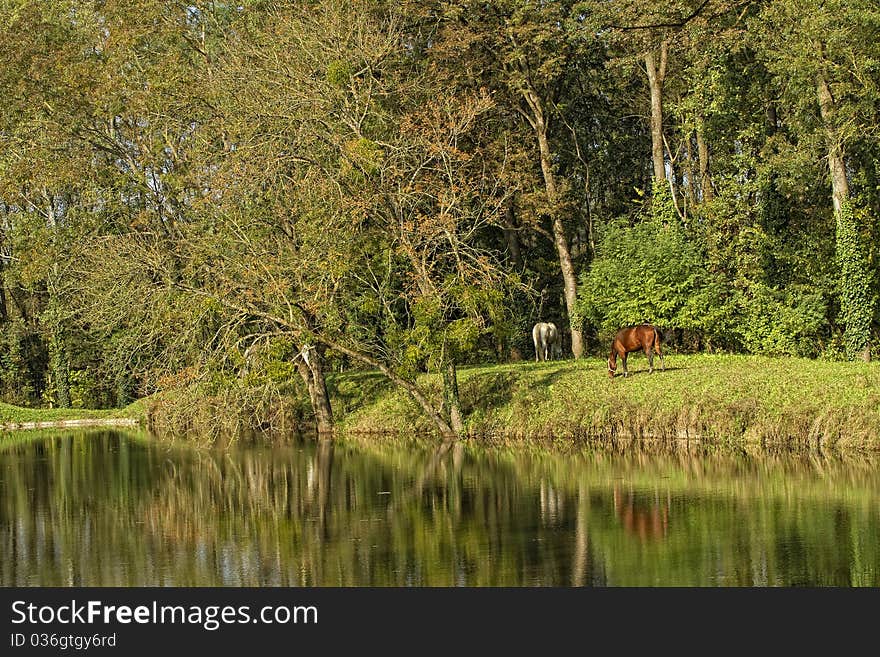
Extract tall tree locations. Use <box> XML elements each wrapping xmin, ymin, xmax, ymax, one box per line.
<box><xmin>154</xmin><ymin>1</ymin><xmax>519</xmax><ymax>438</ymax></box>
<box><xmin>645</xmin><ymin>41</ymin><xmax>669</xmax><ymax>185</ymax></box>
<box><xmin>424</xmin><ymin>0</ymin><xmax>593</xmax><ymax>357</ymax></box>
<box><xmin>757</xmin><ymin>0</ymin><xmax>880</xmax><ymax>361</ymax></box>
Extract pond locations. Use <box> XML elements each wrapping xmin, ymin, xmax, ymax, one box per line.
<box><xmin>2</xmin><ymin>430</ymin><xmax>879</xmax><ymax>586</ymax></box>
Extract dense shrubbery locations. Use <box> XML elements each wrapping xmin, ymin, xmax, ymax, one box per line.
<box><xmin>579</xmin><ymin>184</ymin><xmax>834</xmax><ymax>356</ymax></box>
<box><xmin>578</xmin><ymin>216</ymin><xmax>704</xmax><ymax>340</ymax></box>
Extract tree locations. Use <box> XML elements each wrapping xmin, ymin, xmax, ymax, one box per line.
<box><xmin>117</xmin><ymin>0</ymin><xmax>522</xmax><ymax>439</ymax></box>
<box><xmin>422</xmin><ymin>0</ymin><xmax>604</xmax><ymax>357</ymax></box>
<box><xmin>756</xmin><ymin>0</ymin><xmax>880</xmax><ymax>360</ymax></box>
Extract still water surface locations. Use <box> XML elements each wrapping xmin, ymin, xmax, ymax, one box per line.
<box><xmin>2</xmin><ymin>431</ymin><xmax>879</xmax><ymax>586</ymax></box>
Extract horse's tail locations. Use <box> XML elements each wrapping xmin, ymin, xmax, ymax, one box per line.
<box><xmin>653</xmin><ymin>325</ymin><xmax>663</xmax><ymax>350</ymax></box>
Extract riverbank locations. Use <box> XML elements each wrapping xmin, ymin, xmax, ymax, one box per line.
<box><xmin>332</xmin><ymin>354</ymin><xmax>880</xmax><ymax>450</ymax></box>
<box><xmin>3</xmin><ymin>354</ymin><xmax>879</xmax><ymax>450</ymax></box>
<box><xmin>0</xmin><ymin>400</ymin><xmax>145</xmax><ymax>432</ymax></box>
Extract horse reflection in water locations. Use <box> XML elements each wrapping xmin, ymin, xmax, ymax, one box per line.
<box><xmin>612</xmin><ymin>485</ymin><xmax>670</xmax><ymax>542</ymax></box>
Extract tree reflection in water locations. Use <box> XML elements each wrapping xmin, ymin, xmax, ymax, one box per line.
<box><xmin>1</xmin><ymin>431</ymin><xmax>879</xmax><ymax>586</ymax></box>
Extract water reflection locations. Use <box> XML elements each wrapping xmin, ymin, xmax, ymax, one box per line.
<box><xmin>1</xmin><ymin>431</ymin><xmax>879</xmax><ymax>586</ymax></box>
<box><xmin>612</xmin><ymin>486</ymin><xmax>670</xmax><ymax>543</ymax></box>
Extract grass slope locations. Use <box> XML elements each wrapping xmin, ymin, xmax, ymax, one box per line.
<box><xmin>0</xmin><ymin>399</ymin><xmax>146</xmax><ymax>427</ymax></box>
<box><xmin>3</xmin><ymin>354</ymin><xmax>877</xmax><ymax>450</ymax></box>
<box><xmin>332</xmin><ymin>354</ymin><xmax>880</xmax><ymax>449</ymax></box>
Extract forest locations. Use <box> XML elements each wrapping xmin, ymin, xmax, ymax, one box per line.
<box><xmin>0</xmin><ymin>0</ymin><xmax>878</xmax><ymax>440</ymax></box>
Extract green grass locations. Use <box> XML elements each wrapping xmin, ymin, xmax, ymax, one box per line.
<box><xmin>0</xmin><ymin>402</ymin><xmax>112</xmax><ymax>424</ymax></box>
<box><xmin>0</xmin><ymin>399</ymin><xmax>145</xmax><ymax>427</ymax></box>
<box><xmin>6</xmin><ymin>354</ymin><xmax>878</xmax><ymax>450</ymax></box>
<box><xmin>331</xmin><ymin>354</ymin><xmax>880</xmax><ymax>450</ymax></box>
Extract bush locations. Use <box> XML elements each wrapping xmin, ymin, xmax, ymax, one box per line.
<box><xmin>579</xmin><ymin>183</ymin><xmax>830</xmax><ymax>356</ymax></box>
<box><xmin>736</xmin><ymin>283</ymin><xmax>828</xmax><ymax>357</ymax></box>
<box><xmin>578</xmin><ymin>185</ymin><xmax>705</xmax><ymax>342</ymax></box>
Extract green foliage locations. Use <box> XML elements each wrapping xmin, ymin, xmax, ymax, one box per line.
<box><xmin>837</xmin><ymin>202</ymin><xmax>876</xmax><ymax>359</ymax></box>
<box><xmin>342</xmin><ymin>137</ymin><xmax>383</xmax><ymax>177</ymax></box>
<box><xmin>578</xmin><ymin>188</ymin><xmax>705</xmax><ymax>341</ymax></box>
<box><xmin>392</xmin><ymin>290</ymin><xmax>497</xmax><ymax>376</ymax></box>
<box><xmin>736</xmin><ymin>283</ymin><xmax>828</xmax><ymax>357</ymax></box>
<box><xmin>326</xmin><ymin>60</ymin><xmax>352</xmax><ymax>87</ymax></box>
<box><xmin>649</xmin><ymin>179</ymin><xmax>678</xmax><ymax>228</ymax></box>
<box><xmin>580</xmin><ymin>178</ymin><xmax>833</xmax><ymax>356</ymax></box>
<box><xmin>0</xmin><ymin>318</ymin><xmax>42</xmax><ymax>406</ymax></box>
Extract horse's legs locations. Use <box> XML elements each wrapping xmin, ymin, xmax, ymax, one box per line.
<box><xmin>646</xmin><ymin>346</ymin><xmax>654</xmax><ymax>374</ymax></box>
<box><xmin>622</xmin><ymin>352</ymin><xmax>629</xmax><ymax>378</ymax></box>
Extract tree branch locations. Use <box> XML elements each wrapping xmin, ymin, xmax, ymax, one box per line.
<box><xmin>607</xmin><ymin>0</ymin><xmax>713</xmax><ymax>31</ymax></box>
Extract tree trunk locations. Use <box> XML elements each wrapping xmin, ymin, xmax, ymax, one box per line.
<box><xmin>46</xmin><ymin>312</ymin><xmax>70</xmax><ymax>409</ymax></box>
<box><xmin>524</xmin><ymin>87</ymin><xmax>584</xmax><ymax>359</ymax></box>
<box><xmin>817</xmin><ymin>71</ymin><xmax>871</xmax><ymax>362</ymax></box>
<box><xmin>441</xmin><ymin>359</ymin><xmax>464</xmax><ymax>435</ymax></box>
<box><xmin>766</xmin><ymin>102</ymin><xmax>778</xmax><ymax>137</ymax></box>
<box><xmin>584</xmin><ymin>164</ymin><xmax>596</xmax><ymax>259</ymax></box>
<box><xmin>685</xmin><ymin>132</ymin><xmax>697</xmax><ymax>211</ymax></box>
<box><xmin>502</xmin><ymin>205</ymin><xmax>523</xmax><ymax>269</ymax></box>
<box><xmin>49</xmin><ymin>340</ymin><xmax>70</xmax><ymax>408</ymax></box>
<box><xmin>296</xmin><ymin>343</ymin><xmax>334</xmax><ymax>433</ymax></box>
<box><xmin>645</xmin><ymin>42</ymin><xmax>668</xmax><ymax>184</ymax></box>
<box><xmin>816</xmin><ymin>73</ymin><xmax>851</xmax><ymax>213</ymax></box>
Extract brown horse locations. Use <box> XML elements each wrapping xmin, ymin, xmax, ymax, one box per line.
<box><xmin>608</xmin><ymin>324</ymin><xmax>664</xmax><ymax>378</ymax></box>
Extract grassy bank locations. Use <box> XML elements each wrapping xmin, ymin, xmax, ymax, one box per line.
<box><xmin>332</xmin><ymin>354</ymin><xmax>880</xmax><ymax>450</ymax></box>
<box><xmin>6</xmin><ymin>354</ymin><xmax>878</xmax><ymax>450</ymax></box>
<box><xmin>0</xmin><ymin>400</ymin><xmax>146</xmax><ymax>432</ymax></box>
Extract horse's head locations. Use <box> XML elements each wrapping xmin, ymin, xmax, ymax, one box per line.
<box><xmin>607</xmin><ymin>356</ymin><xmax>617</xmax><ymax>378</ymax></box>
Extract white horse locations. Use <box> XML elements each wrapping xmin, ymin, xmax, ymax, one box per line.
<box><xmin>532</xmin><ymin>322</ymin><xmax>561</xmax><ymax>362</ymax></box>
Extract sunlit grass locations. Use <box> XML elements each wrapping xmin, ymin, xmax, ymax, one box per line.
<box><xmin>333</xmin><ymin>354</ymin><xmax>880</xmax><ymax>449</ymax></box>
<box><xmin>5</xmin><ymin>354</ymin><xmax>878</xmax><ymax>449</ymax></box>
<box><xmin>0</xmin><ymin>400</ymin><xmax>143</xmax><ymax>433</ymax></box>
<box><xmin>0</xmin><ymin>402</ymin><xmax>112</xmax><ymax>424</ymax></box>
